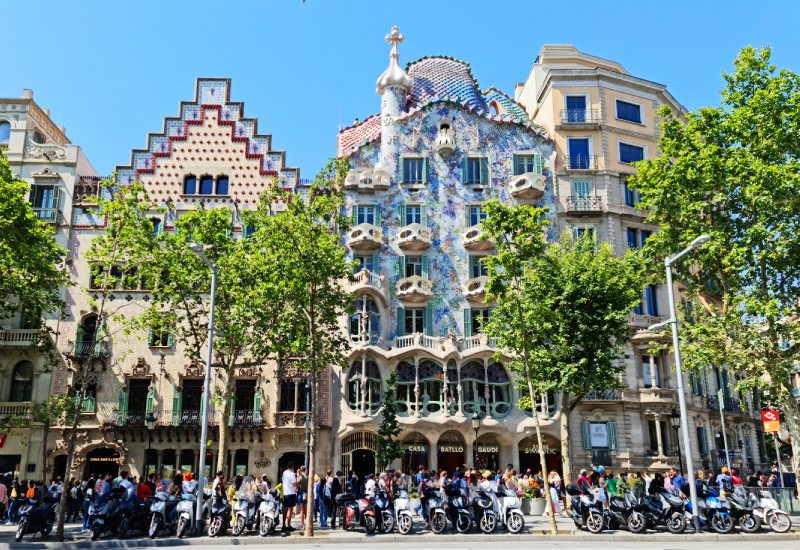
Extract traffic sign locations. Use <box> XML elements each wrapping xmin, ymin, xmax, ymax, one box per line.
<box><xmin>762</xmin><ymin>410</ymin><xmax>780</xmax><ymax>432</ymax></box>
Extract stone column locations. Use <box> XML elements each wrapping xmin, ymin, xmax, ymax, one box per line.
<box><xmin>443</xmin><ymin>364</ymin><xmax>451</xmax><ymax>418</ymax></box>
<box><xmin>483</xmin><ymin>358</ymin><xmax>492</xmax><ymax>419</ymax></box>
<box><xmin>294</xmin><ymin>381</ymin><xmax>299</xmax><ymax>412</ymax></box>
<box><xmin>456</xmin><ymin>362</ymin><xmax>464</xmax><ymax>417</ymax></box>
<box><xmin>413</xmin><ymin>357</ymin><xmax>421</xmax><ymax>418</ymax></box>
<box><xmin>156</xmin><ymin>449</ymin><xmax>164</xmax><ymax>477</ymax></box>
<box><xmin>428</xmin><ymin>435</ymin><xmax>437</xmax><ymax>473</ymax></box>
<box><xmin>653</xmin><ymin>414</ymin><xmax>664</xmax><ymax>456</ymax></box>
<box><xmin>360</xmin><ymin>353</ymin><xmax>367</xmax><ymax>417</ymax></box>
<box><xmin>175</xmin><ymin>447</ymin><xmax>183</xmax><ymax>473</ymax></box>
<box><xmin>649</xmin><ymin>355</ymin><xmax>658</xmax><ymax>389</ymax></box>
<box><xmin>465</xmin><ymin>441</ymin><xmax>474</xmax><ymax>469</ymax></box>
<box><xmin>511</xmin><ymin>439</ymin><xmax>520</xmax><ymax>472</ymax></box>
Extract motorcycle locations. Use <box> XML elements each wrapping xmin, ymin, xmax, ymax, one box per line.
<box><xmin>749</xmin><ymin>488</ymin><xmax>792</xmax><ymax>533</ymax></box>
<box><xmin>642</xmin><ymin>487</ymin><xmax>686</xmax><ymax>534</ymax></box>
<box><xmin>471</xmin><ymin>489</ymin><xmax>498</xmax><ymax>534</ymax></box>
<box><xmin>566</xmin><ymin>481</ymin><xmax>604</xmax><ymax>534</ymax></box>
<box><xmin>681</xmin><ymin>481</ymin><xmax>733</xmax><ymax>534</ymax></box>
<box><xmin>495</xmin><ymin>484</ymin><xmax>525</xmax><ymax>534</ymax></box>
<box><xmin>422</xmin><ymin>487</ymin><xmax>448</xmax><ymax>534</ymax></box>
<box><xmin>208</xmin><ymin>495</ymin><xmax>231</xmax><ymax>537</ymax></box>
<box><xmin>258</xmin><ymin>489</ymin><xmax>281</xmax><ymax>536</ymax></box>
<box><xmin>15</xmin><ymin>492</ymin><xmax>59</xmax><ymax>542</ymax></box>
<box><xmin>148</xmin><ymin>490</ymin><xmax>178</xmax><ymax>538</ymax></box>
<box><xmin>89</xmin><ymin>487</ymin><xmax>125</xmax><ymax>540</ymax></box>
<box><xmin>176</xmin><ymin>491</ymin><xmax>199</xmax><ymax>538</ymax></box>
<box><xmin>725</xmin><ymin>485</ymin><xmax>760</xmax><ymax>533</ymax></box>
<box><xmin>393</xmin><ymin>488</ymin><xmax>414</xmax><ymax>535</ymax></box>
<box><xmin>339</xmin><ymin>487</ymin><xmax>377</xmax><ymax>534</ymax></box>
<box><xmin>443</xmin><ymin>483</ymin><xmax>471</xmax><ymax>534</ymax></box>
<box><xmin>373</xmin><ymin>490</ymin><xmax>395</xmax><ymax>533</ymax></box>
<box><xmin>118</xmin><ymin>488</ymin><xmax>153</xmax><ymax>539</ymax></box>
<box><xmin>605</xmin><ymin>487</ymin><xmax>646</xmax><ymax>533</ymax></box>
<box><xmin>232</xmin><ymin>477</ymin><xmax>262</xmax><ymax>536</ymax></box>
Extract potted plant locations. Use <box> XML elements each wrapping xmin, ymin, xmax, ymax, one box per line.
<box><xmin>521</xmin><ymin>483</ymin><xmax>547</xmax><ymax>515</ymax></box>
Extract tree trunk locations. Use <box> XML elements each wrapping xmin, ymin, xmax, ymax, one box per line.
<box><xmin>41</xmin><ymin>423</ymin><xmax>50</xmax><ymax>483</ymax></box>
<box><xmin>530</xmin><ymin>382</ymin><xmax>558</xmax><ymax>534</ymax></box>
<box><xmin>215</xmin><ymin>372</ymin><xmax>235</xmax><ymax>476</ymax></box>
<box><xmin>56</xmin><ymin>382</ymin><xmax>87</xmax><ymax>541</ymax></box>
<box><xmin>560</xmin><ymin>391</ymin><xmax>573</xmax><ymax>510</ymax></box>
<box><xmin>304</xmin><ymin>366</ymin><xmax>318</xmax><ymax>537</ymax></box>
<box><xmin>781</xmin><ymin>393</ymin><xmax>800</xmax><ymax>495</ymax></box>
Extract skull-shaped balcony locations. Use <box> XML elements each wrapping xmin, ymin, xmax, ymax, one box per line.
<box><xmin>396</xmin><ymin>275</ymin><xmax>433</xmax><ymax>303</ymax></box>
<box><xmin>347</xmin><ymin>223</ymin><xmax>383</xmax><ymax>252</ymax></box>
<box><xmin>435</xmin><ymin>119</ymin><xmax>456</xmax><ymax>158</ymax></box>
<box><xmin>397</xmin><ymin>223</ymin><xmax>432</xmax><ymax>251</ymax></box>
<box><xmin>462</xmin><ymin>224</ymin><xmax>494</xmax><ymax>251</ymax></box>
<box><xmin>463</xmin><ymin>276</ymin><xmax>489</xmax><ymax>303</ymax></box>
<box><xmin>344</xmin><ymin>168</ymin><xmax>390</xmax><ymax>194</ymax></box>
<box><xmin>372</xmin><ymin>169</ymin><xmax>391</xmax><ymax>191</ymax></box>
<box><xmin>509</xmin><ymin>173</ymin><xmax>546</xmax><ymax>202</ymax></box>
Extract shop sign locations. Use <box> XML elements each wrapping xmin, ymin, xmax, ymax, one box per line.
<box><xmin>0</xmin><ymin>435</ymin><xmax>6</xmax><ymax>448</ymax></box>
<box><xmin>439</xmin><ymin>445</ymin><xmax>464</xmax><ymax>453</ymax></box>
<box><xmin>590</xmin><ymin>423</ymin><xmax>608</xmax><ymax>448</ymax></box>
<box><xmin>520</xmin><ymin>445</ymin><xmax>559</xmax><ymax>455</ymax></box>
<box><xmin>402</xmin><ymin>444</ymin><xmax>428</xmax><ymax>453</ymax></box>
<box><xmin>477</xmin><ymin>446</ymin><xmax>498</xmax><ymax>453</ymax></box>
<box><xmin>762</xmin><ymin>410</ymin><xmax>780</xmax><ymax>432</ymax></box>
<box><xmin>90</xmin><ymin>457</ymin><xmax>119</xmax><ymax>462</ymax></box>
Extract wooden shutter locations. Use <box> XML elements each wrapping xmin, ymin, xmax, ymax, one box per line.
<box><xmin>398</xmin><ymin>159</ymin><xmax>405</xmax><ymax>185</ymax></box>
<box><xmin>76</xmin><ymin>325</ymin><xmax>84</xmax><ymax>345</ymax></box>
<box><xmin>172</xmin><ymin>385</ymin><xmax>182</xmax><ymax>426</ymax></box>
<box><xmin>94</xmin><ymin>320</ymin><xmax>104</xmax><ymax>356</ymax></box>
<box><xmin>51</xmin><ymin>184</ymin><xmax>61</xmax><ymax>211</ymax></box>
<box><xmin>480</xmin><ymin>157</ymin><xmax>489</xmax><ymax>186</ymax></box>
<box><xmin>582</xmin><ymin>421</ymin><xmax>591</xmax><ymax>449</ymax></box>
<box><xmin>28</xmin><ymin>184</ymin><xmax>38</xmax><ymax>204</ymax></box>
<box><xmin>462</xmin><ymin>157</ymin><xmax>468</xmax><ymax>184</ymax></box>
<box><xmin>352</xmin><ymin>205</ymin><xmax>359</xmax><ymax>225</ymax></box>
<box><xmin>421</xmin><ymin>255</ymin><xmax>428</xmax><ymax>279</ymax></box>
<box><xmin>200</xmin><ymin>390</ymin><xmax>205</xmax><ymax>417</ymax></box>
<box><xmin>145</xmin><ymin>385</ymin><xmax>155</xmax><ymax>415</ymax></box>
<box><xmin>397</xmin><ymin>306</ymin><xmax>405</xmax><ymax>337</ymax></box>
<box><xmin>229</xmin><ymin>394</ymin><xmax>237</xmax><ymax>426</ymax></box>
<box><xmin>371</xmin><ymin>254</ymin><xmax>380</xmax><ymax>274</ymax></box>
<box><xmin>147</xmin><ymin>329</ymin><xmax>156</xmax><ymax>347</ymax></box>
<box><xmin>534</xmin><ymin>154</ymin><xmax>543</xmax><ymax>175</ymax></box>
<box><xmin>253</xmin><ymin>384</ymin><xmax>262</xmax><ymax>414</ymax></box>
<box><xmin>465</xmin><ymin>205</ymin><xmax>472</xmax><ymax>226</ymax></box>
<box><xmin>118</xmin><ymin>384</ymin><xmax>129</xmax><ymax>424</ymax></box>
<box><xmin>512</xmin><ymin>154</ymin><xmax>520</xmax><ymax>176</ymax></box>
<box><xmin>420</xmin><ymin>204</ymin><xmax>427</xmax><ymax>227</ymax></box>
<box><xmin>399</xmin><ymin>205</ymin><xmax>407</xmax><ymax>227</ymax></box>
<box><xmin>398</xmin><ymin>256</ymin><xmax>405</xmax><ymax>279</ymax></box>
<box><xmin>607</xmin><ymin>421</ymin><xmax>617</xmax><ymax>451</ymax></box>
<box><xmin>374</xmin><ymin>204</ymin><xmax>382</xmax><ymax>227</ymax></box>
<box><xmin>423</xmin><ymin>306</ymin><xmax>433</xmax><ymax>336</ymax></box>
<box><xmin>463</xmin><ymin>308</ymin><xmax>472</xmax><ymax>338</ymax></box>
<box><xmin>422</xmin><ymin>157</ymin><xmax>430</xmax><ymax>185</ymax></box>
<box><xmin>166</xmin><ymin>331</ymin><xmax>174</xmax><ymax>347</ymax></box>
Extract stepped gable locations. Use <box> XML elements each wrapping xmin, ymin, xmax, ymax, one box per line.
<box><xmin>406</xmin><ymin>57</ymin><xmax>487</xmax><ymax>113</ymax></box>
<box><xmin>115</xmin><ymin>78</ymin><xmax>299</xmax><ymax>209</ymax></box>
<box><xmin>337</xmin><ymin>113</ymin><xmax>382</xmax><ymax>157</ymax></box>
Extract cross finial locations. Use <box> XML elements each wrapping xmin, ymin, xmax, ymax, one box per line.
<box><xmin>385</xmin><ymin>26</ymin><xmax>404</xmax><ymax>47</ymax></box>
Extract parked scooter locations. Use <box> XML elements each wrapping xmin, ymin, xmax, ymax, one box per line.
<box><xmin>15</xmin><ymin>491</ymin><xmax>59</xmax><ymax>542</ymax></box>
<box><xmin>176</xmin><ymin>491</ymin><xmax>199</xmax><ymax>538</ymax></box>
<box><xmin>681</xmin><ymin>481</ymin><xmax>733</xmax><ymax>534</ymax></box>
<box><xmin>566</xmin><ymin>481</ymin><xmax>605</xmax><ymax>534</ymax></box>
<box><xmin>470</xmin><ymin>489</ymin><xmax>498</xmax><ymax>534</ymax></box>
<box><xmin>258</xmin><ymin>489</ymin><xmax>281</xmax><ymax>536</ymax></box>
<box><xmin>340</xmin><ymin>487</ymin><xmax>377</xmax><ymax>534</ymax></box>
<box><xmin>118</xmin><ymin>488</ymin><xmax>152</xmax><ymax>539</ymax></box>
<box><xmin>148</xmin><ymin>490</ymin><xmax>178</xmax><ymax>538</ymax></box>
<box><xmin>443</xmin><ymin>483</ymin><xmax>471</xmax><ymax>533</ymax></box>
<box><xmin>422</xmin><ymin>487</ymin><xmax>448</xmax><ymax>534</ymax></box>
<box><xmin>495</xmin><ymin>484</ymin><xmax>525</xmax><ymax>534</ymax></box>
<box><xmin>725</xmin><ymin>485</ymin><xmax>760</xmax><ymax>533</ymax></box>
<box><xmin>642</xmin><ymin>487</ymin><xmax>686</xmax><ymax>533</ymax></box>
<box><xmin>89</xmin><ymin>487</ymin><xmax>125</xmax><ymax>540</ymax></box>
<box><xmin>749</xmin><ymin>488</ymin><xmax>792</xmax><ymax>533</ymax></box>
<box><xmin>231</xmin><ymin>477</ymin><xmax>262</xmax><ymax>536</ymax></box>
<box><xmin>373</xmin><ymin>490</ymin><xmax>395</xmax><ymax>533</ymax></box>
<box><xmin>604</xmin><ymin>487</ymin><xmax>646</xmax><ymax>533</ymax></box>
<box><xmin>208</xmin><ymin>495</ymin><xmax>231</xmax><ymax>537</ymax></box>
<box><xmin>393</xmin><ymin>488</ymin><xmax>414</xmax><ymax>535</ymax></box>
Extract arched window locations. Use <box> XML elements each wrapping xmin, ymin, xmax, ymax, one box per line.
<box><xmin>419</xmin><ymin>360</ymin><xmax>444</xmax><ymax>417</ymax></box>
<box><xmin>0</xmin><ymin>122</ymin><xmax>10</xmax><ymax>143</ymax></box>
<box><xmin>184</xmin><ymin>175</ymin><xmax>197</xmax><ymax>195</ymax></box>
<box><xmin>79</xmin><ymin>315</ymin><xmax>98</xmax><ymax>345</ymax></box>
<box><xmin>9</xmin><ymin>361</ymin><xmax>34</xmax><ymax>402</ymax></box>
<box><xmin>460</xmin><ymin>361</ymin><xmax>487</xmax><ymax>417</ymax></box>
<box><xmin>346</xmin><ymin>358</ymin><xmax>382</xmax><ymax>415</ymax></box>
<box><xmin>394</xmin><ymin>361</ymin><xmax>416</xmax><ymax>417</ymax></box>
<box><xmin>32</xmin><ymin>129</ymin><xmax>45</xmax><ymax>144</ymax></box>
<box><xmin>150</xmin><ymin>217</ymin><xmax>161</xmax><ymax>235</ymax></box>
<box><xmin>350</xmin><ymin>295</ymin><xmax>380</xmax><ymax>345</ymax></box>
<box><xmin>487</xmin><ymin>363</ymin><xmax>512</xmax><ymax>417</ymax></box>
<box><xmin>216</xmin><ymin>177</ymin><xmax>229</xmax><ymax>195</ymax></box>
<box><xmin>200</xmin><ymin>176</ymin><xmax>214</xmax><ymax>195</ymax></box>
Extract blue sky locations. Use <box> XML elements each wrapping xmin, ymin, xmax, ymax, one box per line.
<box><xmin>3</xmin><ymin>0</ymin><xmax>799</xmax><ymax>177</ymax></box>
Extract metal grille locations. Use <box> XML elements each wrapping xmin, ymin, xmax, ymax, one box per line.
<box><xmin>340</xmin><ymin>431</ymin><xmax>378</xmax><ymax>474</ymax></box>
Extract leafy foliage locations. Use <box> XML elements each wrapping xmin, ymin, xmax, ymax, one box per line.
<box><xmin>376</xmin><ymin>370</ymin><xmax>404</xmax><ymax>470</ymax></box>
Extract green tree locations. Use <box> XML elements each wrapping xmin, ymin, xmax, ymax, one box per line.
<box><xmin>246</xmin><ymin>157</ymin><xmax>353</xmax><ymax>537</ymax></box>
<box><xmin>35</xmin><ymin>396</ymin><xmax>78</xmax><ymax>485</ymax></box>
<box><xmin>376</xmin><ymin>370</ymin><xmax>404</xmax><ymax>470</ymax></box>
<box><xmin>634</xmin><ymin>45</ymin><xmax>800</xmax><ymax>478</ymax></box>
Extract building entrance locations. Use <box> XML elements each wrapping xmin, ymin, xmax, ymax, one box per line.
<box><xmin>278</xmin><ymin>452</ymin><xmax>305</xmax><ymax>483</ymax></box>
<box><xmin>518</xmin><ymin>434</ymin><xmax>562</xmax><ymax>476</ymax></box>
<box><xmin>340</xmin><ymin>431</ymin><xmax>377</xmax><ymax>480</ymax></box>
<box><xmin>437</xmin><ymin>431</ymin><xmax>466</xmax><ymax>475</ymax></box>
<box><xmin>351</xmin><ymin>449</ymin><xmax>375</xmax><ymax>482</ymax></box>
<box><xmin>84</xmin><ymin>448</ymin><xmax>121</xmax><ymax>479</ymax></box>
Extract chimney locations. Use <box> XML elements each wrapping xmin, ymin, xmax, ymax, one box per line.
<box><xmin>43</xmin><ymin>108</ymin><xmax>50</xmax><ymax>117</ymax></box>
<box><xmin>22</xmin><ymin>89</ymin><xmax>33</xmax><ymax>99</ymax></box>
<box><xmin>57</xmin><ymin>125</ymin><xmax>66</xmax><ymax>134</ymax></box>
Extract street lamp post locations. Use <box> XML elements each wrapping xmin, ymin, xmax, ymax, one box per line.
<box><xmin>146</xmin><ymin>412</ymin><xmax>157</xmax><ymax>475</ymax></box>
<box><xmin>471</xmin><ymin>413</ymin><xmax>481</xmax><ymax>469</ymax></box>
<box><xmin>190</xmin><ymin>243</ymin><xmax>218</xmax><ymax>534</ymax></box>
<box><xmin>669</xmin><ymin>409</ymin><xmax>683</xmax><ymax>476</ymax></box>
<box><xmin>648</xmin><ymin>234</ymin><xmax>710</xmax><ymax>535</ymax></box>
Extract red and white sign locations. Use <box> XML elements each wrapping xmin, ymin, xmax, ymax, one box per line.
<box><xmin>0</xmin><ymin>435</ymin><xmax>6</xmax><ymax>448</ymax></box>
<box><xmin>762</xmin><ymin>410</ymin><xmax>780</xmax><ymax>432</ymax></box>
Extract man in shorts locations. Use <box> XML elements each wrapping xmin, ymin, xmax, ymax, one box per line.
<box><xmin>282</xmin><ymin>462</ymin><xmax>298</xmax><ymax>532</ymax></box>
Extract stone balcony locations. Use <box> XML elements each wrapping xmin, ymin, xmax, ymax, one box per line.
<box><xmin>347</xmin><ymin>223</ymin><xmax>383</xmax><ymax>252</ymax></box>
<box><xmin>349</xmin><ymin>268</ymin><xmax>385</xmax><ymax>294</ymax></box>
<box><xmin>509</xmin><ymin>173</ymin><xmax>546</xmax><ymax>202</ymax></box>
<box><xmin>0</xmin><ymin>329</ymin><xmax>40</xmax><ymax>347</ymax></box>
<box><xmin>463</xmin><ymin>276</ymin><xmax>489</xmax><ymax>303</ymax></box>
<box><xmin>435</xmin><ymin>126</ymin><xmax>456</xmax><ymax>157</ymax></box>
<box><xmin>343</xmin><ymin>168</ymin><xmax>390</xmax><ymax>193</ymax></box>
<box><xmin>398</xmin><ymin>223</ymin><xmax>432</xmax><ymax>251</ymax></box>
<box><xmin>0</xmin><ymin>402</ymin><xmax>35</xmax><ymax>421</ymax></box>
<box><xmin>463</xmin><ymin>224</ymin><xmax>494</xmax><ymax>251</ymax></box>
<box><xmin>396</xmin><ymin>275</ymin><xmax>433</xmax><ymax>303</ymax></box>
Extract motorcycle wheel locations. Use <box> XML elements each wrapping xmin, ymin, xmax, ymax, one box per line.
<box><xmin>177</xmin><ymin>518</ymin><xmax>188</xmax><ymax>539</ymax></box>
<box><xmin>710</xmin><ymin>513</ymin><xmax>734</xmax><ymax>534</ymax></box>
<box><xmin>91</xmin><ymin>522</ymin><xmax>103</xmax><ymax>540</ymax></box>
<box><xmin>740</xmin><ymin>514</ymin><xmax>760</xmax><ymax>534</ymax></box>
<box><xmin>479</xmin><ymin>513</ymin><xmax>496</xmax><ymax>534</ymax></box>
<box><xmin>666</xmin><ymin>514</ymin><xmax>686</xmax><ymax>534</ymax></box>
<box><xmin>208</xmin><ymin>517</ymin><xmax>224</xmax><ymax>537</ymax></box>
<box><xmin>232</xmin><ymin>515</ymin><xmax>246</xmax><ymax>536</ymax></box>
<box><xmin>456</xmin><ymin>514</ymin><xmax>471</xmax><ymax>534</ymax></box>
<box><xmin>398</xmin><ymin>514</ymin><xmax>413</xmax><ymax>535</ymax></box>
<box><xmin>149</xmin><ymin>516</ymin><xmax>161</xmax><ymax>538</ymax></box>
<box><xmin>586</xmin><ymin>512</ymin><xmax>604</xmax><ymax>534</ymax></box>
<box><xmin>430</xmin><ymin>512</ymin><xmax>446</xmax><ymax>534</ymax></box>
<box><xmin>260</xmin><ymin>515</ymin><xmax>273</xmax><ymax>537</ymax></box>
<box><xmin>769</xmin><ymin>512</ymin><xmax>792</xmax><ymax>534</ymax></box>
<box><xmin>119</xmin><ymin>518</ymin><xmax>129</xmax><ymax>540</ymax></box>
<box><xmin>627</xmin><ymin>511</ymin><xmax>646</xmax><ymax>534</ymax></box>
<box><xmin>15</xmin><ymin>520</ymin><xmax>26</xmax><ymax>542</ymax></box>
<box><xmin>364</xmin><ymin>514</ymin><xmax>377</xmax><ymax>535</ymax></box>
<box><xmin>507</xmin><ymin>513</ymin><xmax>524</xmax><ymax>534</ymax></box>
<box><xmin>381</xmin><ymin>513</ymin><xmax>395</xmax><ymax>533</ymax></box>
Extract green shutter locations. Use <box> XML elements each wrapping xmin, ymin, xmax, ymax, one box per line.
<box><xmin>76</xmin><ymin>325</ymin><xmax>85</xmax><ymax>345</ymax></box>
<box><xmin>399</xmin><ymin>205</ymin><xmax>407</xmax><ymax>227</ymax></box>
<box><xmin>512</xmin><ymin>154</ymin><xmax>520</xmax><ymax>176</ymax></box>
<box><xmin>466</xmin><ymin>205</ymin><xmax>473</xmax><ymax>226</ymax></box>
<box><xmin>534</xmin><ymin>154</ymin><xmax>543</xmax><ymax>175</ymax></box>
<box><xmin>51</xmin><ymin>184</ymin><xmax>61</xmax><ymax>211</ymax></box>
<box><xmin>28</xmin><ymin>184</ymin><xmax>38</xmax><ymax>205</ymax></box>
<box><xmin>421</xmin><ymin>255</ymin><xmax>428</xmax><ymax>279</ymax></box>
<box><xmin>398</xmin><ymin>256</ymin><xmax>405</xmax><ymax>279</ymax></box>
<box><xmin>172</xmin><ymin>385</ymin><xmax>182</xmax><ymax>426</ymax></box>
<box><xmin>158</xmin><ymin>218</ymin><xmax>165</xmax><ymax>235</ymax></box>
<box><xmin>372</xmin><ymin>254</ymin><xmax>380</xmax><ymax>274</ymax></box>
<box><xmin>422</xmin><ymin>157</ymin><xmax>430</xmax><ymax>185</ymax></box>
<box><xmin>229</xmin><ymin>394</ymin><xmax>237</xmax><ymax>426</ymax></box>
<box><xmin>352</xmin><ymin>205</ymin><xmax>359</xmax><ymax>225</ymax></box>
<box><xmin>118</xmin><ymin>384</ymin><xmax>129</xmax><ymax>425</ymax></box>
<box><xmin>701</xmin><ymin>427</ymin><xmax>710</xmax><ymax>454</ymax></box>
<box><xmin>464</xmin><ymin>308</ymin><xmax>472</xmax><ymax>338</ymax></box>
<box><xmin>200</xmin><ymin>390</ymin><xmax>205</xmax><ymax>417</ymax></box>
<box><xmin>582</xmin><ymin>421</ymin><xmax>591</xmax><ymax>449</ymax></box>
<box><xmin>374</xmin><ymin>204</ymin><xmax>382</xmax><ymax>227</ymax></box>
<box><xmin>145</xmin><ymin>384</ymin><xmax>155</xmax><ymax>415</ymax></box>
<box><xmin>480</xmin><ymin>157</ymin><xmax>489</xmax><ymax>186</ymax></box>
<box><xmin>607</xmin><ymin>421</ymin><xmax>617</xmax><ymax>451</ymax></box>
<box><xmin>94</xmin><ymin>320</ymin><xmax>104</xmax><ymax>356</ymax></box>
<box><xmin>253</xmin><ymin>384</ymin><xmax>262</xmax><ymax>413</ymax></box>
<box><xmin>166</xmin><ymin>331</ymin><xmax>173</xmax><ymax>347</ymax></box>
<box><xmin>147</xmin><ymin>329</ymin><xmax>155</xmax><ymax>347</ymax></box>
<box><xmin>398</xmin><ymin>159</ymin><xmax>405</xmax><ymax>185</ymax></box>
<box><xmin>423</xmin><ymin>306</ymin><xmax>433</xmax><ymax>336</ymax></box>
<box><xmin>462</xmin><ymin>157</ymin><xmax>468</xmax><ymax>184</ymax></box>
<box><xmin>397</xmin><ymin>306</ymin><xmax>405</xmax><ymax>337</ymax></box>
<box><xmin>420</xmin><ymin>204</ymin><xmax>427</xmax><ymax>227</ymax></box>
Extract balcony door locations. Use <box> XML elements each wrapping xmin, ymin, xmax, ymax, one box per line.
<box><xmin>565</xmin><ymin>96</ymin><xmax>587</xmax><ymax>122</ymax></box>
<box><xmin>568</xmin><ymin>139</ymin><xmax>590</xmax><ymax>169</ymax></box>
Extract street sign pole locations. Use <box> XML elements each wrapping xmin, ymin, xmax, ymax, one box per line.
<box><xmin>718</xmin><ymin>389</ymin><xmax>732</xmax><ymax>473</ymax></box>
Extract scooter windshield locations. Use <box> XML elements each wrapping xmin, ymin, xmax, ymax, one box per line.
<box><xmin>236</xmin><ymin>477</ymin><xmax>256</xmax><ymax>502</ymax></box>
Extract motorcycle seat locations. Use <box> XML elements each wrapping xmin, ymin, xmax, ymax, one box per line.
<box><xmin>43</xmin><ymin>495</ymin><xmax>60</xmax><ymax>504</ymax></box>
<box><xmin>335</xmin><ymin>493</ymin><xmax>356</xmax><ymax>505</ymax></box>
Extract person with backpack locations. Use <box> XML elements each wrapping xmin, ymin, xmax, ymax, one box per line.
<box><xmin>82</xmin><ymin>476</ymin><xmax>95</xmax><ymax>533</ymax></box>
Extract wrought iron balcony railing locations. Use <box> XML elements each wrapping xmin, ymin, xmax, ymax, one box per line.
<box><xmin>591</xmin><ymin>449</ymin><xmax>612</xmax><ymax>467</ymax></box>
<box><xmin>64</xmin><ymin>340</ymin><xmax>111</xmax><ymax>360</ymax></box>
<box><xmin>32</xmin><ymin>208</ymin><xmax>59</xmax><ymax>223</ymax></box>
<box><xmin>583</xmin><ymin>389</ymin><xmax>620</xmax><ymax>401</ymax></box>
<box><xmin>560</xmin><ymin>109</ymin><xmax>600</xmax><ymax>124</ymax></box>
<box><xmin>565</xmin><ymin>155</ymin><xmax>598</xmax><ymax>170</ymax></box>
<box><xmin>566</xmin><ymin>196</ymin><xmax>603</xmax><ymax>211</ymax></box>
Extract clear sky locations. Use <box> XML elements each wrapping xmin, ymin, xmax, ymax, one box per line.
<box><xmin>3</xmin><ymin>0</ymin><xmax>799</xmax><ymax>177</ymax></box>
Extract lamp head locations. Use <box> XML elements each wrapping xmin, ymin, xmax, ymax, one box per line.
<box><xmin>669</xmin><ymin>409</ymin><xmax>681</xmax><ymax>428</ymax></box>
<box><xmin>189</xmin><ymin>243</ymin><xmax>213</xmax><ymax>268</ymax></box>
<box><xmin>146</xmin><ymin>412</ymin><xmax>157</xmax><ymax>431</ymax></box>
<box><xmin>471</xmin><ymin>412</ymin><xmax>481</xmax><ymax>430</ymax></box>
<box><xmin>690</xmin><ymin>235</ymin><xmax>711</xmax><ymax>248</ymax></box>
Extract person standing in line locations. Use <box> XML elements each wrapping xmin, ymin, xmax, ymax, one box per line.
<box><xmin>281</xmin><ymin>462</ymin><xmax>298</xmax><ymax>532</ymax></box>
<box><xmin>329</xmin><ymin>471</ymin><xmax>342</xmax><ymax>529</ymax></box>
<box><xmin>81</xmin><ymin>476</ymin><xmax>94</xmax><ymax>532</ymax></box>
<box><xmin>296</xmin><ymin>466</ymin><xmax>308</xmax><ymax>529</ymax></box>
<box><xmin>313</xmin><ymin>474</ymin><xmax>321</xmax><ymax>523</ymax></box>
<box><xmin>320</xmin><ymin>472</ymin><xmax>331</xmax><ymax>528</ymax></box>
